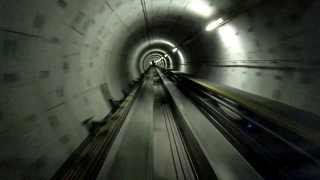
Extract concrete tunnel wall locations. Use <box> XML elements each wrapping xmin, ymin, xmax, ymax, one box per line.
<box><xmin>0</xmin><ymin>0</ymin><xmax>319</xmax><ymax>179</ymax></box>
<box><xmin>178</xmin><ymin>0</ymin><xmax>320</xmax><ymax>115</ymax></box>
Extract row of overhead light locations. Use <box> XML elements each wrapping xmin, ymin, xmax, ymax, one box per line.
<box><xmin>154</xmin><ymin>56</ymin><xmax>164</xmax><ymax>63</ymax></box>
<box><xmin>171</xmin><ymin>18</ymin><xmax>224</xmax><ymax>53</ymax></box>
<box><xmin>155</xmin><ymin>53</ymin><xmax>169</xmax><ymax>62</ymax></box>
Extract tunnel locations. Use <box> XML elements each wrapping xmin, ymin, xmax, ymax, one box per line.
<box><xmin>1</xmin><ymin>0</ymin><xmax>320</xmax><ymax>179</ymax></box>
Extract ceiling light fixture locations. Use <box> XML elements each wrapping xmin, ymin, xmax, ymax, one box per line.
<box><xmin>206</xmin><ymin>18</ymin><xmax>223</xmax><ymax>31</ymax></box>
<box><xmin>172</xmin><ymin>48</ymin><xmax>178</xmax><ymax>53</ymax></box>
<box><xmin>155</xmin><ymin>57</ymin><xmax>163</xmax><ymax>63</ymax></box>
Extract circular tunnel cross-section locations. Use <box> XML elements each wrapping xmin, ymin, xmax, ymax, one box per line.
<box><xmin>1</xmin><ymin>0</ymin><xmax>320</xmax><ymax>179</ymax></box>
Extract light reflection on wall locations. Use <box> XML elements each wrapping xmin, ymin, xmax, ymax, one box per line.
<box><xmin>178</xmin><ymin>50</ymin><xmax>189</xmax><ymax>72</ymax></box>
<box><xmin>218</xmin><ymin>25</ymin><xmax>244</xmax><ymax>60</ymax></box>
<box><xmin>177</xmin><ymin>50</ymin><xmax>185</xmax><ymax>64</ymax></box>
<box><xmin>188</xmin><ymin>0</ymin><xmax>214</xmax><ymax>18</ymax></box>
<box><xmin>217</xmin><ymin>25</ymin><xmax>247</xmax><ymax>86</ymax></box>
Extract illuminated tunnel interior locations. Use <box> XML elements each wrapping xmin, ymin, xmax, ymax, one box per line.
<box><xmin>1</xmin><ymin>0</ymin><xmax>320</xmax><ymax>179</ymax></box>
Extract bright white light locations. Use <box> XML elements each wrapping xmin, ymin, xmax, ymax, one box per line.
<box><xmin>206</xmin><ymin>18</ymin><xmax>223</xmax><ymax>31</ymax></box>
<box><xmin>172</xmin><ymin>48</ymin><xmax>178</xmax><ymax>53</ymax></box>
<box><xmin>189</xmin><ymin>1</ymin><xmax>213</xmax><ymax>17</ymax></box>
<box><xmin>155</xmin><ymin>58</ymin><xmax>161</xmax><ymax>63</ymax></box>
<box><xmin>165</xmin><ymin>54</ymin><xmax>168</xmax><ymax>57</ymax></box>
<box><xmin>218</xmin><ymin>25</ymin><xmax>238</xmax><ymax>47</ymax></box>
<box><xmin>218</xmin><ymin>25</ymin><xmax>244</xmax><ymax>60</ymax></box>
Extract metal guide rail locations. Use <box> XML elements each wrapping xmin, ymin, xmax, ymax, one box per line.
<box><xmin>155</xmin><ymin>68</ymin><xmax>221</xmax><ymax>180</ymax></box>
<box><xmin>59</xmin><ymin>71</ymin><xmax>149</xmax><ymax>180</ymax></box>
<box><xmin>153</xmin><ymin>68</ymin><xmax>199</xmax><ymax>180</ymax></box>
<box><xmin>158</xmin><ymin>67</ymin><xmax>320</xmax><ymax>180</ymax></box>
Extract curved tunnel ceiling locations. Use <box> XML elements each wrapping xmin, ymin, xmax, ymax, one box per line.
<box><xmin>102</xmin><ymin>0</ymin><xmax>261</xmax><ymax>83</ymax></box>
<box><xmin>1</xmin><ymin>0</ymin><xmax>262</xmax><ymax>101</ymax></box>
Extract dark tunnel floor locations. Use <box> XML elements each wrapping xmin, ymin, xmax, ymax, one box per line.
<box><xmin>51</xmin><ymin>67</ymin><xmax>320</xmax><ymax>180</ymax></box>
<box><xmin>95</xmin><ymin>68</ymin><xmax>262</xmax><ymax>180</ymax></box>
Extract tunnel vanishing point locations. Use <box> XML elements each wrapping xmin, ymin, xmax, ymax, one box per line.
<box><xmin>1</xmin><ymin>0</ymin><xmax>320</xmax><ymax>179</ymax></box>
